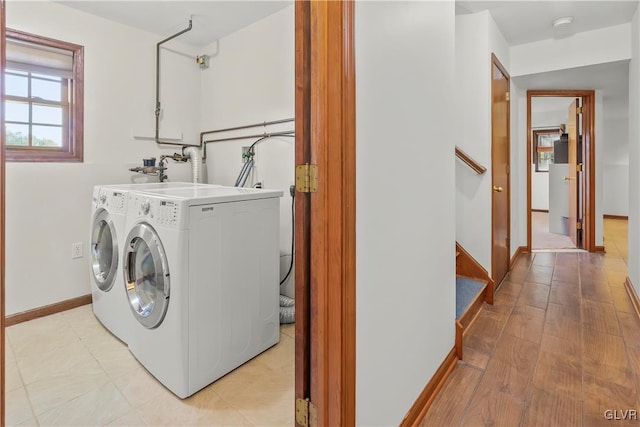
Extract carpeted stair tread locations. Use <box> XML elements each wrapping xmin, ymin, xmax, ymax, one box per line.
<box><xmin>456</xmin><ymin>277</ymin><xmax>486</xmax><ymax>319</ymax></box>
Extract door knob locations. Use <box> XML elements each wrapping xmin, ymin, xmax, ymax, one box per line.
<box><xmin>493</xmin><ymin>185</ymin><xmax>503</xmax><ymax>192</ymax></box>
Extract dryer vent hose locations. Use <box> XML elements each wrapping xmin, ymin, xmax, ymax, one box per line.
<box><xmin>183</xmin><ymin>146</ymin><xmax>203</xmax><ymax>183</ymax></box>
<box><xmin>279</xmin><ymin>295</ymin><xmax>295</xmax><ymax>324</ymax></box>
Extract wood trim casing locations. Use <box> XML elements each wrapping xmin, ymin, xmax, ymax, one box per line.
<box><xmin>531</xmin><ymin>209</ymin><xmax>548</xmax><ymax>213</ymax></box>
<box><xmin>5</xmin><ymin>294</ymin><xmax>91</xmax><ymax>327</ymax></box>
<box><xmin>526</xmin><ymin>90</ymin><xmax>596</xmax><ymax>252</ymax></box>
<box><xmin>455</xmin><ymin>320</ymin><xmax>463</xmax><ymax>359</ymax></box>
<box><xmin>532</xmin><ymin>128</ymin><xmax>561</xmax><ymax>173</ymax></box>
<box><xmin>400</xmin><ymin>348</ymin><xmax>458</xmax><ymax>427</ymax></box>
<box><xmin>510</xmin><ymin>246</ymin><xmax>528</xmax><ymax>269</ymax></box>
<box><xmin>5</xmin><ymin>28</ymin><xmax>84</xmax><ymax>163</ymax></box>
<box><xmin>625</xmin><ymin>277</ymin><xmax>640</xmax><ymax>319</ymax></box>
<box><xmin>456</xmin><ymin>242</ymin><xmax>495</xmax><ymax>304</ymax></box>
<box><xmin>455</xmin><ymin>146</ymin><xmax>487</xmax><ymax>174</ymax></box>
<box><xmin>604</xmin><ymin>214</ymin><xmax>628</xmax><ymax>220</ymax></box>
<box><xmin>301</xmin><ymin>2</ymin><xmax>356</xmax><ymax>426</ymax></box>
<box><xmin>294</xmin><ymin>0</ymin><xmax>311</xmax><ymax>417</ymax></box>
<box><xmin>594</xmin><ymin>246</ymin><xmax>605</xmax><ymax>252</ymax></box>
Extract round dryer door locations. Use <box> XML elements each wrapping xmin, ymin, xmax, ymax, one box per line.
<box><xmin>90</xmin><ymin>209</ymin><xmax>118</xmax><ymax>292</ymax></box>
<box><xmin>123</xmin><ymin>223</ymin><xmax>170</xmax><ymax>329</ymax></box>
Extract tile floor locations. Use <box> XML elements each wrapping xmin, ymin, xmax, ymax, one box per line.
<box><xmin>5</xmin><ymin>306</ymin><xmax>294</xmax><ymax>426</ymax></box>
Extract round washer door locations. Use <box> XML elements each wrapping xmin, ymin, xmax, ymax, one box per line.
<box><xmin>90</xmin><ymin>209</ymin><xmax>118</xmax><ymax>292</ymax></box>
<box><xmin>123</xmin><ymin>223</ymin><xmax>170</xmax><ymax>329</ymax></box>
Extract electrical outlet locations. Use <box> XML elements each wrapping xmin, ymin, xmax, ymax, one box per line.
<box><xmin>71</xmin><ymin>242</ymin><xmax>83</xmax><ymax>259</ymax></box>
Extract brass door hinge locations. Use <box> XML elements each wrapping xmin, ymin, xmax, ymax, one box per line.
<box><xmin>296</xmin><ymin>398</ymin><xmax>317</xmax><ymax>427</ymax></box>
<box><xmin>577</xmin><ymin>163</ymin><xmax>583</xmax><ymax>172</ymax></box>
<box><xmin>505</xmin><ymin>92</ymin><xmax>510</xmax><ymax>102</ymax></box>
<box><xmin>577</xmin><ymin>221</ymin><xmax>583</xmax><ymax>230</ymax></box>
<box><xmin>577</xmin><ymin>106</ymin><xmax>584</xmax><ymax>114</ymax></box>
<box><xmin>295</xmin><ymin>164</ymin><xmax>318</xmax><ymax>193</ymax></box>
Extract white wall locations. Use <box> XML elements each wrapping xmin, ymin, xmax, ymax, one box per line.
<box><xmin>510</xmin><ymin>24</ymin><xmax>631</xmax><ymax>77</ymax></box>
<box><xmin>595</xmin><ymin>92</ymin><xmax>605</xmax><ymax>245</ymax></box>
<box><xmin>200</xmin><ymin>6</ymin><xmax>295</xmax><ymax>298</ymax></box>
<box><xmin>456</xmin><ymin>10</ymin><xmax>509</xmax><ymax>273</ymax></box>
<box><xmin>356</xmin><ymin>2</ymin><xmax>455</xmax><ymax>424</ymax></box>
<box><xmin>512</xmin><ymin>86</ymin><xmax>528</xmax><ymax>253</ymax></box>
<box><xmin>629</xmin><ymin>7</ymin><xmax>640</xmax><ymax>289</ymax></box>
<box><xmin>602</xmin><ymin>110</ymin><xmax>629</xmax><ymax>217</ymax></box>
<box><xmin>603</xmin><ymin>165</ymin><xmax>629</xmax><ymax>216</ymax></box>
<box><xmin>5</xmin><ymin>1</ymin><xmax>196</xmax><ymax>315</ymax></box>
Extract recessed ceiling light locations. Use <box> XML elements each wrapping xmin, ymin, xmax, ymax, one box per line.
<box><xmin>552</xmin><ymin>16</ymin><xmax>574</xmax><ymax>28</ymax></box>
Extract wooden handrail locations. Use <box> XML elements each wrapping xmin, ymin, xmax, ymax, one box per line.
<box><xmin>455</xmin><ymin>146</ymin><xmax>486</xmax><ymax>174</ymax></box>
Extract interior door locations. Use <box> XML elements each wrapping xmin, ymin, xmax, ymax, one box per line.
<box><xmin>567</xmin><ymin>98</ymin><xmax>579</xmax><ymax>247</ymax></box>
<box><xmin>491</xmin><ymin>54</ymin><xmax>510</xmax><ymax>286</ymax></box>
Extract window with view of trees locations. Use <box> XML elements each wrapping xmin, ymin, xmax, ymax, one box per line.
<box><xmin>5</xmin><ymin>29</ymin><xmax>83</xmax><ymax>162</ymax></box>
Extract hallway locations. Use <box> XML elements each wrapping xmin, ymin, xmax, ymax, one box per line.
<box><xmin>423</xmin><ymin>218</ymin><xmax>639</xmax><ymax>426</ymax></box>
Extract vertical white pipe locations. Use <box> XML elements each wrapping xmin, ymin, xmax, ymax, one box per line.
<box><xmin>184</xmin><ymin>146</ymin><xmax>203</xmax><ymax>183</ymax></box>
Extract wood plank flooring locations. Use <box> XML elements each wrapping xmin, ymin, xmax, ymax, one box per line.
<box><xmin>422</xmin><ymin>218</ymin><xmax>640</xmax><ymax>426</ymax></box>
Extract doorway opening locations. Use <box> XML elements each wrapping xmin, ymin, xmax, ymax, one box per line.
<box><xmin>527</xmin><ymin>90</ymin><xmax>596</xmax><ymax>252</ymax></box>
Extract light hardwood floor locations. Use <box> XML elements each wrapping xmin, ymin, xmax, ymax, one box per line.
<box><xmin>422</xmin><ymin>218</ymin><xmax>640</xmax><ymax>426</ymax></box>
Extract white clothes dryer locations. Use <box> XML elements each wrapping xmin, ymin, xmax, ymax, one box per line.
<box><xmin>122</xmin><ymin>185</ymin><xmax>282</xmax><ymax>398</ymax></box>
<box><xmin>90</xmin><ymin>182</ymin><xmax>209</xmax><ymax>343</ymax></box>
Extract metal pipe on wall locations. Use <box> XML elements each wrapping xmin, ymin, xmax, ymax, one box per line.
<box><xmin>155</xmin><ymin>19</ymin><xmax>199</xmax><ymax>146</ymax></box>
<box><xmin>202</xmin><ymin>130</ymin><xmax>295</xmax><ymax>160</ymax></box>
<box><xmin>198</xmin><ymin>118</ymin><xmax>295</xmax><ymax>159</ymax></box>
<box><xmin>199</xmin><ymin>118</ymin><xmax>295</xmax><ymax>140</ymax></box>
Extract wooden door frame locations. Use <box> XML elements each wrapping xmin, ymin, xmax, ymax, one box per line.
<box><xmin>491</xmin><ymin>53</ymin><xmax>511</xmax><ymax>290</ymax></box>
<box><xmin>295</xmin><ymin>1</ymin><xmax>356</xmax><ymax>426</ymax></box>
<box><xmin>526</xmin><ymin>90</ymin><xmax>596</xmax><ymax>252</ymax></box>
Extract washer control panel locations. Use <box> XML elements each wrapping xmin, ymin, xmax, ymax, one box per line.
<box><xmin>98</xmin><ymin>189</ymin><xmax>127</xmax><ymax>214</ymax></box>
<box><xmin>128</xmin><ymin>193</ymin><xmax>180</xmax><ymax>228</ymax></box>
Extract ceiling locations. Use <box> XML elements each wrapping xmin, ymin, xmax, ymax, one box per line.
<box><xmin>55</xmin><ymin>1</ymin><xmax>292</xmax><ymax>47</ymax></box>
<box><xmin>456</xmin><ymin>1</ymin><xmax>635</xmax><ymax>119</ymax></box>
<box><xmin>53</xmin><ymin>1</ymin><xmax>634</xmax><ymax>117</ymax></box>
<box><xmin>456</xmin><ymin>1</ymin><xmax>639</xmax><ymax>46</ymax></box>
<box><xmin>514</xmin><ymin>59</ymin><xmax>630</xmax><ymax>118</ymax></box>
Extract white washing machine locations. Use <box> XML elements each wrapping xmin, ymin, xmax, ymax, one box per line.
<box><xmin>90</xmin><ymin>182</ymin><xmax>209</xmax><ymax>343</ymax></box>
<box><xmin>122</xmin><ymin>185</ymin><xmax>282</xmax><ymax>398</ymax></box>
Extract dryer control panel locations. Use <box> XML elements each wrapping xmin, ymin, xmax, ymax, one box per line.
<box><xmin>108</xmin><ymin>191</ymin><xmax>127</xmax><ymax>214</ymax></box>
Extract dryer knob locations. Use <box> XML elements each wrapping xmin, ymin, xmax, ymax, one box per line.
<box><xmin>141</xmin><ymin>200</ymin><xmax>151</xmax><ymax>215</ymax></box>
<box><xmin>99</xmin><ymin>194</ymin><xmax>107</xmax><ymax>204</ymax></box>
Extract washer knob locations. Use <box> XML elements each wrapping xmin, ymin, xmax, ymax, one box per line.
<box><xmin>99</xmin><ymin>193</ymin><xmax>107</xmax><ymax>204</ymax></box>
<box><xmin>141</xmin><ymin>200</ymin><xmax>151</xmax><ymax>215</ymax></box>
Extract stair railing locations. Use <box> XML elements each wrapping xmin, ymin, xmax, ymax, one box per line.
<box><xmin>455</xmin><ymin>146</ymin><xmax>486</xmax><ymax>174</ymax></box>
